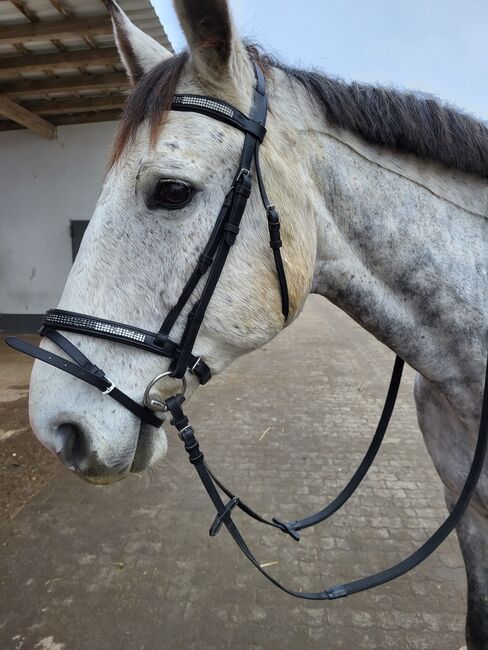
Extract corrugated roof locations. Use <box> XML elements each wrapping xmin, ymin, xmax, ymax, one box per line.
<box><xmin>0</xmin><ymin>0</ymin><xmax>172</xmax><ymax>135</ymax></box>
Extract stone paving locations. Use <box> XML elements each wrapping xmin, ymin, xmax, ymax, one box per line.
<box><xmin>0</xmin><ymin>296</ymin><xmax>467</xmax><ymax>649</ymax></box>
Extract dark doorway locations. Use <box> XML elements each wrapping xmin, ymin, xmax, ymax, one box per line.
<box><xmin>70</xmin><ymin>220</ymin><xmax>89</xmax><ymax>261</ymax></box>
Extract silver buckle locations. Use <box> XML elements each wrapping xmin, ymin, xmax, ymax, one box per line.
<box><xmin>102</xmin><ymin>382</ymin><xmax>115</xmax><ymax>395</ymax></box>
<box><xmin>235</xmin><ymin>168</ymin><xmax>253</xmax><ymax>184</ymax></box>
<box><xmin>190</xmin><ymin>356</ymin><xmax>202</xmax><ymax>373</ymax></box>
<box><xmin>177</xmin><ymin>424</ymin><xmax>192</xmax><ymax>440</ymax></box>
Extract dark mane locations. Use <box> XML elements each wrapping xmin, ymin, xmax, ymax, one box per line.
<box><xmin>269</xmin><ymin>55</ymin><xmax>488</xmax><ymax>180</ymax></box>
<box><xmin>110</xmin><ymin>47</ymin><xmax>488</xmax><ymax>180</ymax></box>
<box><xmin>109</xmin><ymin>51</ymin><xmax>189</xmax><ymax>167</ymax></box>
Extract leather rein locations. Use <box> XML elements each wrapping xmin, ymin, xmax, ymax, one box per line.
<box><xmin>6</xmin><ymin>62</ymin><xmax>488</xmax><ymax>600</ymax></box>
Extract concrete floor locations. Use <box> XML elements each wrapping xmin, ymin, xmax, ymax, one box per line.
<box><xmin>0</xmin><ymin>296</ymin><xmax>467</xmax><ymax>649</ymax></box>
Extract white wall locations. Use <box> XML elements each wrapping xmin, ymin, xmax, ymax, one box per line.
<box><xmin>0</xmin><ymin>121</ymin><xmax>117</xmax><ymax>316</ymax></box>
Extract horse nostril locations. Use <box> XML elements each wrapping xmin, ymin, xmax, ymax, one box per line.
<box><xmin>50</xmin><ymin>423</ymin><xmax>125</xmax><ymax>483</ymax></box>
<box><xmin>54</xmin><ymin>422</ymin><xmax>89</xmax><ymax>470</ymax></box>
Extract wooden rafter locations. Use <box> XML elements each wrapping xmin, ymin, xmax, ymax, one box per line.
<box><xmin>0</xmin><ymin>47</ymin><xmax>120</xmax><ymax>75</ymax></box>
<box><xmin>0</xmin><ymin>3</ymin><xmax>160</xmax><ymax>132</ymax></box>
<box><xmin>50</xmin><ymin>109</ymin><xmax>121</xmax><ymax>126</ymax></box>
<box><xmin>0</xmin><ymin>96</ymin><xmax>56</xmax><ymax>139</ymax></box>
<box><xmin>23</xmin><ymin>94</ymin><xmax>126</xmax><ymax>115</ymax></box>
<box><xmin>45</xmin><ymin>0</ymin><xmax>96</xmax><ymax>52</ymax></box>
<box><xmin>8</xmin><ymin>0</ymin><xmax>91</xmax><ymax>92</ymax></box>
<box><xmin>0</xmin><ymin>108</ymin><xmax>122</xmax><ymax>131</ymax></box>
<box><xmin>3</xmin><ymin>72</ymin><xmax>129</xmax><ymax>97</ymax></box>
<box><xmin>0</xmin><ymin>16</ymin><xmax>112</xmax><ymax>45</ymax></box>
<box><xmin>48</xmin><ymin>0</ymin><xmax>70</xmax><ymax>16</ymax></box>
<box><xmin>9</xmin><ymin>0</ymin><xmax>38</xmax><ymax>23</ymax></box>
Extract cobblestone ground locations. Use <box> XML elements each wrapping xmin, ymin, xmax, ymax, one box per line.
<box><xmin>0</xmin><ymin>296</ymin><xmax>467</xmax><ymax>650</ymax></box>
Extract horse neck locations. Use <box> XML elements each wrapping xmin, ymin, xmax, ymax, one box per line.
<box><xmin>301</xmin><ymin>118</ymin><xmax>488</xmax><ymax>405</ymax></box>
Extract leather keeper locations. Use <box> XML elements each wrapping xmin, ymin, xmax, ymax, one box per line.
<box><xmin>223</xmin><ymin>222</ymin><xmax>240</xmax><ymax>246</ymax></box>
<box><xmin>235</xmin><ymin>174</ymin><xmax>253</xmax><ymax>198</ymax></box>
<box><xmin>268</xmin><ymin>211</ymin><xmax>283</xmax><ymax>248</ymax></box>
<box><xmin>197</xmin><ymin>253</ymin><xmax>213</xmax><ymax>273</ymax></box>
<box><xmin>191</xmin><ymin>358</ymin><xmax>212</xmax><ymax>385</ymax></box>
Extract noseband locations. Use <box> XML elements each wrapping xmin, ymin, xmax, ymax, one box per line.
<box><xmin>6</xmin><ymin>62</ymin><xmax>488</xmax><ymax>601</ymax></box>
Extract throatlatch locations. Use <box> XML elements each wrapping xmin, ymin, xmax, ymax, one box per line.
<box><xmin>6</xmin><ymin>61</ymin><xmax>488</xmax><ymax>601</ymax></box>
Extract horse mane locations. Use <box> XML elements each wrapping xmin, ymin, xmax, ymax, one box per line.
<box><xmin>110</xmin><ymin>46</ymin><xmax>488</xmax><ymax>180</ymax></box>
<box><xmin>109</xmin><ymin>51</ymin><xmax>189</xmax><ymax>167</ymax></box>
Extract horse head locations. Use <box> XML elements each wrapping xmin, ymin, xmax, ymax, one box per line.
<box><xmin>28</xmin><ymin>0</ymin><xmax>317</xmax><ymax>483</ymax></box>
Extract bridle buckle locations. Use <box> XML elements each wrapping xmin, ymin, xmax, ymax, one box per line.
<box><xmin>235</xmin><ymin>168</ymin><xmax>253</xmax><ymax>185</ymax></box>
<box><xmin>176</xmin><ymin>423</ymin><xmax>192</xmax><ymax>441</ymax></box>
<box><xmin>190</xmin><ymin>356</ymin><xmax>202</xmax><ymax>373</ymax></box>
<box><xmin>102</xmin><ymin>382</ymin><xmax>115</xmax><ymax>395</ymax></box>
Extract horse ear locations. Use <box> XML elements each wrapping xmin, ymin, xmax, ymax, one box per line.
<box><xmin>173</xmin><ymin>0</ymin><xmax>243</xmax><ymax>82</ymax></box>
<box><xmin>104</xmin><ymin>0</ymin><xmax>172</xmax><ymax>83</ymax></box>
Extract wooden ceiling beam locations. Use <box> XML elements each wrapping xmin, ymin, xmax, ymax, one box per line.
<box><xmin>0</xmin><ymin>47</ymin><xmax>120</xmax><ymax>75</ymax></box>
<box><xmin>23</xmin><ymin>94</ymin><xmax>126</xmax><ymax>115</ymax></box>
<box><xmin>0</xmin><ymin>108</ymin><xmax>122</xmax><ymax>131</ymax></box>
<box><xmin>48</xmin><ymin>0</ymin><xmax>70</xmax><ymax>16</ymax></box>
<box><xmin>3</xmin><ymin>71</ymin><xmax>129</xmax><ymax>97</ymax></box>
<box><xmin>0</xmin><ymin>16</ymin><xmax>112</xmax><ymax>45</ymax></box>
<box><xmin>9</xmin><ymin>0</ymin><xmax>38</xmax><ymax>23</ymax></box>
<box><xmin>50</xmin><ymin>109</ymin><xmax>122</xmax><ymax>126</ymax></box>
<box><xmin>0</xmin><ymin>96</ymin><xmax>56</xmax><ymax>139</ymax></box>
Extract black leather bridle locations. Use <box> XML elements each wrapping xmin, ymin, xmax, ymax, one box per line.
<box><xmin>6</xmin><ymin>62</ymin><xmax>488</xmax><ymax>600</ymax></box>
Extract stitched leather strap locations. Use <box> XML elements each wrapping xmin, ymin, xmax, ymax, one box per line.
<box><xmin>170</xmin><ymin>169</ymin><xmax>255</xmax><ymax>379</ymax></box>
<box><xmin>5</xmin><ymin>332</ymin><xmax>163</xmax><ymax>428</ymax></box>
<box><xmin>155</xmin><ymin>190</ymin><xmax>234</xmax><ymax>348</ymax></box>
<box><xmin>255</xmin><ymin>143</ymin><xmax>289</xmax><ymax>319</ymax></box>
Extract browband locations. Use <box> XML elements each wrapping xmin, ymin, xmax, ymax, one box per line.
<box><xmin>172</xmin><ymin>95</ymin><xmax>267</xmax><ymax>142</ymax></box>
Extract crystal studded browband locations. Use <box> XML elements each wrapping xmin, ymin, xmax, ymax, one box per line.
<box><xmin>41</xmin><ymin>310</ymin><xmax>211</xmax><ymax>384</ymax></box>
<box><xmin>172</xmin><ymin>95</ymin><xmax>235</xmax><ymax>118</ymax></box>
<box><xmin>171</xmin><ymin>94</ymin><xmax>267</xmax><ymax>143</ymax></box>
<box><xmin>44</xmin><ymin>310</ymin><xmax>146</xmax><ymax>343</ymax></box>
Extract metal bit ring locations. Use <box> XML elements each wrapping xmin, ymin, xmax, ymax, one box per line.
<box><xmin>143</xmin><ymin>371</ymin><xmax>187</xmax><ymax>412</ymax></box>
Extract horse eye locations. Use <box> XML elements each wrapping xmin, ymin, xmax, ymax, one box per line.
<box><xmin>149</xmin><ymin>179</ymin><xmax>194</xmax><ymax>210</ymax></box>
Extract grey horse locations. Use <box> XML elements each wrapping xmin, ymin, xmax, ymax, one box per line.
<box><xmin>26</xmin><ymin>1</ymin><xmax>488</xmax><ymax>646</ymax></box>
